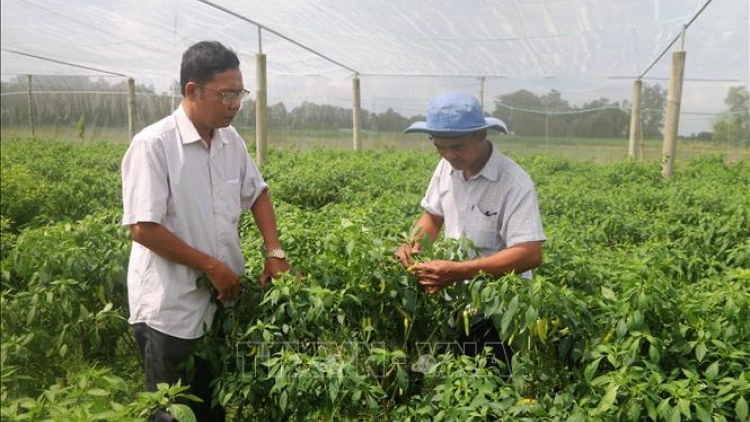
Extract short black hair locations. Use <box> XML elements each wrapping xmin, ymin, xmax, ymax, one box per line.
<box><xmin>180</xmin><ymin>41</ymin><xmax>240</xmax><ymax>96</ymax></box>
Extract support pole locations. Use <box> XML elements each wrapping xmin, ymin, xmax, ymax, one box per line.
<box><xmin>26</xmin><ymin>75</ymin><xmax>35</xmax><ymax>137</ymax></box>
<box><xmin>127</xmin><ymin>77</ymin><xmax>136</xmax><ymax>140</ymax></box>
<box><xmin>661</xmin><ymin>50</ymin><xmax>686</xmax><ymax>178</ymax></box>
<box><xmin>352</xmin><ymin>74</ymin><xmax>362</xmax><ymax>151</ymax></box>
<box><xmin>256</xmin><ymin>52</ymin><xmax>268</xmax><ymax>166</ymax></box>
<box><xmin>639</xmin><ymin>131</ymin><xmax>645</xmax><ymax>161</ymax></box>
<box><xmin>171</xmin><ymin>82</ymin><xmax>177</xmax><ymax>111</ymax></box>
<box><xmin>628</xmin><ymin>79</ymin><xmax>643</xmax><ymax>159</ymax></box>
<box><xmin>478</xmin><ymin>76</ymin><xmax>486</xmax><ymax>110</ymax></box>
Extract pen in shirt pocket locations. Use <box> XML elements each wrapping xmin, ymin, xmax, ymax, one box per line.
<box><xmin>471</xmin><ymin>204</ymin><xmax>498</xmax><ymax>217</ymax></box>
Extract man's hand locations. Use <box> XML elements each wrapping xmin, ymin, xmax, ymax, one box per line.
<box><xmin>411</xmin><ymin>260</ymin><xmax>462</xmax><ymax>295</ymax></box>
<box><xmin>204</xmin><ymin>260</ymin><xmax>241</xmax><ymax>303</ymax></box>
<box><xmin>259</xmin><ymin>258</ymin><xmax>291</xmax><ymax>287</ymax></box>
<box><xmin>129</xmin><ymin>222</ymin><xmax>244</xmax><ymax>303</ymax></box>
<box><xmin>395</xmin><ymin>243</ymin><xmax>420</xmax><ymax>268</ymax></box>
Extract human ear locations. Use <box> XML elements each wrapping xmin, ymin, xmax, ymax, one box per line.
<box><xmin>184</xmin><ymin>82</ymin><xmax>199</xmax><ymax>99</ymax></box>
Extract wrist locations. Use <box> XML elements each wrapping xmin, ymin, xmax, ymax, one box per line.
<box><xmin>265</xmin><ymin>248</ymin><xmax>286</xmax><ymax>259</ymax></box>
<box><xmin>459</xmin><ymin>258</ymin><xmax>481</xmax><ymax>279</ymax></box>
<box><xmin>199</xmin><ymin>255</ymin><xmax>221</xmax><ymax>275</ymax></box>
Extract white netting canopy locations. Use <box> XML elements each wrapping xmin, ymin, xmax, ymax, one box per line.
<box><xmin>1</xmin><ymin>0</ymin><xmax>748</xmax><ymax>143</ymax></box>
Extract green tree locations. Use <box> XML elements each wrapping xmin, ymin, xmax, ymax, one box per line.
<box><xmin>713</xmin><ymin>86</ymin><xmax>750</xmax><ymax>146</ymax></box>
<box><xmin>540</xmin><ymin>89</ymin><xmax>570</xmax><ymax>112</ymax></box>
<box><xmin>268</xmin><ymin>102</ymin><xmax>289</xmax><ymax>128</ymax></box>
<box><xmin>377</xmin><ymin>107</ymin><xmax>410</xmax><ymax>132</ymax></box>
<box><xmin>493</xmin><ymin>90</ymin><xmax>627</xmax><ymax>138</ymax></box>
<box><xmin>492</xmin><ymin>89</ymin><xmax>546</xmax><ymax>136</ymax></box>
<box><xmin>573</xmin><ymin>98</ymin><xmax>628</xmax><ymax>138</ymax></box>
<box><xmin>641</xmin><ymin>83</ymin><xmax>667</xmax><ymax>139</ymax></box>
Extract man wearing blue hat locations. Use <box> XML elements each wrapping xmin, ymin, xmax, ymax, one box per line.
<box><xmin>396</xmin><ymin>91</ymin><xmax>546</xmax><ymax>372</ymax></box>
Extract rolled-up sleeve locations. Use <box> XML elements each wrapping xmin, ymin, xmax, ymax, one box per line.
<box><xmin>502</xmin><ymin>186</ymin><xmax>545</xmax><ymax>248</ymax></box>
<box><xmin>239</xmin><ymin>147</ymin><xmax>268</xmax><ymax>210</ymax></box>
<box><xmin>121</xmin><ymin>137</ymin><xmax>169</xmax><ymax>226</ymax></box>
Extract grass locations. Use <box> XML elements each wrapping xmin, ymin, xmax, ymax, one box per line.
<box><xmin>2</xmin><ymin>125</ymin><xmax>747</xmax><ymax>163</ymax></box>
<box><xmin>240</xmin><ymin>128</ymin><xmax>749</xmax><ymax>163</ymax></box>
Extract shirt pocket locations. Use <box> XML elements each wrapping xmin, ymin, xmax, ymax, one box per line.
<box><xmin>220</xmin><ymin>179</ymin><xmax>242</xmax><ymax>225</ymax></box>
<box><xmin>465</xmin><ymin>205</ymin><xmax>502</xmax><ymax>254</ymax></box>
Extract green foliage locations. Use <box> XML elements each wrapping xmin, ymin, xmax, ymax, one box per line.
<box><xmin>0</xmin><ymin>216</ymin><xmax>17</xmax><ymax>261</ymax></box>
<box><xmin>492</xmin><ymin>88</ymin><xmax>632</xmax><ymax>138</ymax></box>
<box><xmin>1</xmin><ymin>209</ymin><xmax>133</xmax><ymax>399</ymax></box>
<box><xmin>1</xmin><ymin>367</ymin><xmax>198</xmax><ymax>422</ymax></box>
<box><xmin>713</xmin><ymin>86</ymin><xmax>750</xmax><ymax>146</ymax></box>
<box><xmin>1</xmin><ymin>139</ymin><xmax>748</xmax><ymax>420</ymax></box>
<box><xmin>0</xmin><ymin>137</ymin><xmax>124</xmax><ymax>232</ymax></box>
<box><xmin>640</xmin><ymin>83</ymin><xmax>668</xmax><ymax>138</ymax></box>
<box><xmin>77</xmin><ymin>115</ymin><xmax>87</xmax><ymax>141</ymax></box>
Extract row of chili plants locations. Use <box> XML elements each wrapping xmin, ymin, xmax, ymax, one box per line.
<box><xmin>1</xmin><ymin>137</ymin><xmax>748</xmax><ymax>420</ymax></box>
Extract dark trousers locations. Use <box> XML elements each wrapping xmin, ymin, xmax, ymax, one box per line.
<box><xmin>450</xmin><ymin>315</ymin><xmax>514</xmax><ymax>377</ymax></box>
<box><xmin>133</xmin><ymin>323</ymin><xmax>226</xmax><ymax>422</ymax></box>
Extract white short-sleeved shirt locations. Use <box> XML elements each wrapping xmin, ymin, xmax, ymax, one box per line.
<box><xmin>421</xmin><ymin>143</ymin><xmax>546</xmax><ymax>278</ymax></box>
<box><xmin>121</xmin><ymin>106</ymin><xmax>267</xmax><ymax>339</ymax></box>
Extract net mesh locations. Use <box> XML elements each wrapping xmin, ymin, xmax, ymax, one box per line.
<box><xmin>1</xmin><ymin>0</ymin><xmax>748</xmax><ymax>160</ymax></box>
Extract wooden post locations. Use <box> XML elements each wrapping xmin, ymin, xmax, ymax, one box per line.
<box><xmin>171</xmin><ymin>82</ymin><xmax>177</xmax><ymax>111</ymax></box>
<box><xmin>256</xmin><ymin>52</ymin><xmax>268</xmax><ymax>166</ymax></box>
<box><xmin>352</xmin><ymin>74</ymin><xmax>362</xmax><ymax>151</ymax></box>
<box><xmin>127</xmin><ymin>78</ymin><xmax>136</xmax><ymax>140</ymax></box>
<box><xmin>661</xmin><ymin>50</ymin><xmax>686</xmax><ymax>178</ymax></box>
<box><xmin>639</xmin><ymin>133</ymin><xmax>645</xmax><ymax>161</ymax></box>
<box><xmin>628</xmin><ymin>79</ymin><xmax>643</xmax><ymax>159</ymax></box>
<box><xmin>26</xmin><ymin>75</ymin><xmax>35</xmax><ymax>137</ymax></box>
<box><xmin>478</xmin><ymin>76</ymin><xmax>486</xmax><ymax>110</ymax></box>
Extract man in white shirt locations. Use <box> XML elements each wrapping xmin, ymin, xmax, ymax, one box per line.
<box><xmin>121</xmin><ymin>41</ymin><xmax>290</xmax><ymax>421</ymax></box>
<box><xmin>396</xmin><ymin>92</ymin><xmax>546</xmax><ymax>373</ymax></box>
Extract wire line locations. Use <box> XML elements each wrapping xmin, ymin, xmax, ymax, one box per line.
<box><xmin>194</xmin><ymin>0</ymin><xmax>359</xmax><ymax>75</ymax></box>
<box><xmin>638</xmin><ymin>0</ymin><xmax>714</xmax><ymax>79</ymax></box>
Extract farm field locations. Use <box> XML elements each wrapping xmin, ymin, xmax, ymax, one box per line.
<box><xmin>2</xmin><ymin>125</ymin><xmax>747</xmax><ymax>163</ymax></box>
<box><xmin>1</xmin><ymin>136</ymin><xmax>749</xmax><ymax>421</ymax></box>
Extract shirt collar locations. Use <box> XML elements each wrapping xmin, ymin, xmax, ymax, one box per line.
<box><xmin>449</xmin><ymin>142</ymin><xmax>502</xmax><ymax>182</ymax></box>
<box><xmin>174</xmin><ymin>105</ymin><xmax>202</xmax><ymax>145</ymax></box>
<box><xmin>174</xmin><ymin>105</ymin><xmax>228</xmax><ymax>146</ymax></box>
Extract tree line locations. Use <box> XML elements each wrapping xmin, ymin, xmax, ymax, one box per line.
<box><xmin>492</xmin><ymin>86</ymin><xmax>667</xmax><ymax>139</ymax></box>
<box><xmin>1</xmin><ymin>75</ymin><xmax>747</xmax><ymax>144</ymax></box>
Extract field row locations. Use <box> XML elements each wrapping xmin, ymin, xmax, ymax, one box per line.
<box><xmin>1</xmin><ymin>137</ymin><xmax>748</xmax><ymax>421</ymax></box>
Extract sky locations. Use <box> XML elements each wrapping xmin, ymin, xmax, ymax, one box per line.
<box><xmin>1</xmin><ymin>0</ymin><xmax>748</xmax><ymax>135</ymax></box>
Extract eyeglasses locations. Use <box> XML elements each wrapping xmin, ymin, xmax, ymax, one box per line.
<box><xmin>200</xmin><ymin>85</ymin><xmax>251</xmax><ymax>105</ymax></box>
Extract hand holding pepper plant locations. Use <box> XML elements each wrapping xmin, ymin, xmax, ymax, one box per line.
<box><xmin>395</xmin><ymin>92</ymin><xmax>546</xmax><ymax>376</ymax></box>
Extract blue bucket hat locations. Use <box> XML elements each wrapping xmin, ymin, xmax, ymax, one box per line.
<box><xmin>404</xmin><ymin>92</ymin><xmax>508</xmax><ymax>137</ymax></box>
